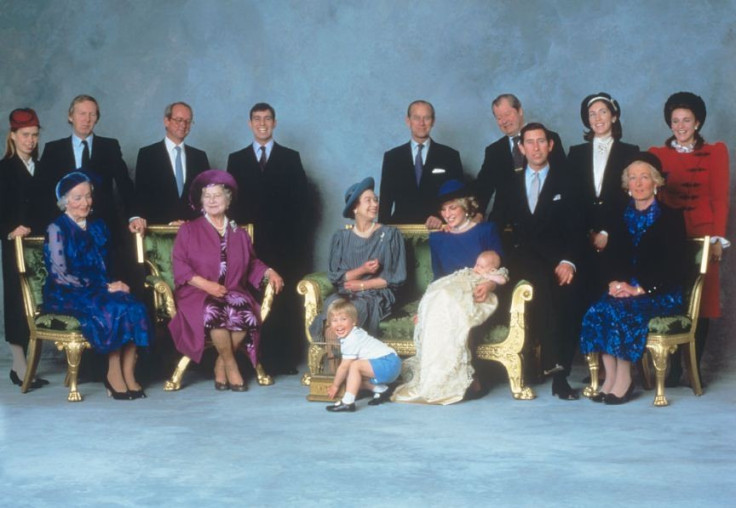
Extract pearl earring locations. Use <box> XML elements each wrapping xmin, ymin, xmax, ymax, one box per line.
<box><xmin>654</xmin><ymin>187</ymin><xmax>658</xmax><ymax>195</ymax></box>
<box><xmin>628</xmin><ymin>190</ymin><xmax>632</xmax><ymax>197</ymax></box>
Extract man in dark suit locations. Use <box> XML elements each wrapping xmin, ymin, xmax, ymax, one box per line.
<box><xmin>493</xmin><ymin>122</ymin><xmax>584</xmax><ymax>400</ymax></box>
<box><xmin>378</xmin><ymin>100</ymin><xmax>463</xmax><ymax>227</ymax></box>
<box><xmin>135</xmin><ymin>102</ymin><xmax>210</xmax><ymax>224</ymax></box>
<box><xmin>476</xmin><ymin>94</ymin><xmax>567</xmax><ymax>219</ymax></box>
<box><xmin>227</xmin><ymin>103</ymin><xmax>312</xmax><ymax>375</ymax></box>
<box><xmin>36</xmin><ymin>95</ymin><xmax>145</xmax><ymax>278</ymax></box>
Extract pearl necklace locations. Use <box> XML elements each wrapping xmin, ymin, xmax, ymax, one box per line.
<box><xmin>353</xmin><ymin>222</ymin><xmax>376</xmax><ymax>238</ymax></box>
<box><xmin>205</xmin><ymin>213</ymin><xmax>228</xmax><ymax>236</ymax></box>
<box><xmin>451</xmin><ymin>218</ymin><xmax>471</xmax><ymax>233</ymax></box>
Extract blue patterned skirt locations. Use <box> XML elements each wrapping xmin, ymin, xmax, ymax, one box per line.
<box><xmin>579</xmin><ymin>291</ymin><xmax>683</xmax><ymax>362</ymax></box>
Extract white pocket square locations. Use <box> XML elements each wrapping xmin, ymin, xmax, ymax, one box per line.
<box><xmin>553</xmin><ymin>194</ymin><xmax>562</xmax><ymax>201</ymax></box>
<box><xmin>432</xmin><ymin>168</ymin><xmax>446</xmax><ymax>174</ymax></box>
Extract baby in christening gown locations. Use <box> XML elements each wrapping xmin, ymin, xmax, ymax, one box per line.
<box><xmin>392</xmin><ymin>251</ymin><xmax>508</xmax><ymax>405</ymax></box>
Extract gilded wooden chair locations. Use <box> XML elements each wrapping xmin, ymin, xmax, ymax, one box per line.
<box><xmin>14</xmin><ymin>236</ymin><xmax>91</xmax><ymax>402</ymax></box>
<box><xmin>135</xmin><ymin>224</ymin><xmax>275</xmax><ymax>391</ymax></box>
<box><xmin>583</xmin><ymin>236</ymin><xmax>710</xmax><ymax>406</ymax></box>
<box><xmin>297</xmin><ymin>224</ymin><xmax>536</xmax><ymax>401</ymax></box>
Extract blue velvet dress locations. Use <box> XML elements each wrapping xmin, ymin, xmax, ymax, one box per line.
<box><xmin>429</xmin><ymin>222</ymin><xmax>503</xmax><ymax>279</ymax></box>
<box><xmin>42</xmin><ymin>214</ymin><xmax>150</xmax><ymax>354</ymax></box>
<box><xmin>579</xmin><ymin>202</ymin><xmax>683</xmax><ymax>362</ymax></box>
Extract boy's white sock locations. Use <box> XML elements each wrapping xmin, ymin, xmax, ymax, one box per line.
<box><xmin>341</xmin><ymin>392</ymin><xmax>356</xmax><ymax>404</ymax></box>
<box><xmin>372</xmin><ymin>384</ymin><xmax>389</xmax><ymax>394</ymax></box>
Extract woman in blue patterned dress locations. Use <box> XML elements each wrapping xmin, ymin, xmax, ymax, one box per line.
<box><xmin>580</xmin><ymin>153</ymin><xmax>687</xmax><ymax>405</ymax></box>
<box><xmin>309</xmin><ymin>177</ymin><xmax>407</xmax><ymax>354</ymax></box>
<box><xmin>43</xmin><ymin>172</ymin><xmax>150</xmax><ymax>400</ymax></box>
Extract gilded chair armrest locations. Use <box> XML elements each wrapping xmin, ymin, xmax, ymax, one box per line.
<box><xmin>296</xmin><ymin>272</ymin><xmax>334</xmax><ymax>345</ymax></box>
<box><xmin>261</xmin><ymin>282</ymin><xmax>276</xmax><ymax>321</ymax></box>
<box><xmin>146</xmin><ymin>275</ymin><xmax>176</xmax><ymax>321</ymax></box>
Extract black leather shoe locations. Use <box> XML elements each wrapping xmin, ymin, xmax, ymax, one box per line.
<box><xmin>590</xmin><ymin>391</ymin><xmax>606</xmax><ymax>403</ymax></box>
<box><xmin>230</xmin><ymin>383</ymin><xmax>248</xmax><ymax>392</ymax></box>
<box><xmin>368</xmin><ymin>391</ymin><xmax>390</xmax><ymax>406</ymax></box>
<box><xmin>604</xmin><ymin>383</ymin><xmax>634</xmax><ymax>405</ymax></box>
<box><xmin>326</xmin><ymin>401</ymin><xmax>356</xmax><ymax>412</ymax></box>
<box><xmin>214</xmin><ymin>381</ymin><xmax>230</xmax><ymax>391</ymax></box>
<box><xmin>552</xmin><ymin>375</ymin><xmax>579</xmax><ymax>400</ymax></box>
<box><xmin>10</xmin><ymin>370</ymin><xmax>48</xmax><ymax>389</ymax></box>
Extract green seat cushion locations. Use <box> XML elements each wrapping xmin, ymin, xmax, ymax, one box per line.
<box><xmin>648</xmin><ymin>315</ymin><xmax>692</xmax><ymax>335</ymax></box>
<box><xmin>379</xmin><ymin>301</ymin><xmax>419</xmax><ymax>342</ymax></box>
<box><xmin>144</xmin><ymin>234</ymin><xmax>177</xmax><ymax>289</ymax></box>
<box><xmin>478</xmin><ymin>325</ymin><xmax>510</xmax><ymax>345</ymax></box>
<box><xmin>35</xmin><ymin>314</ymin><xmax>82</xmax><ymax>332</ymax></box>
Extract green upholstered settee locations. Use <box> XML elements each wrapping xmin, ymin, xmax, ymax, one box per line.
<box><xmin>583</xmin><ymin>236</ymin><xmax>710</xmax><ymax>406</ymax></box>
<box><xmin>134</xmin><ymin>224</ymin><xmax>275</xmax><ymax>391</ymax></box>
<box><xmin>297</xmin><ymin>224</ymin><xmax>536</xmax><ymax>401</ymax></box>
<box><xmin>14</xmin><ymin>236</ymin><xmax>90</xmax><ymax>402</ymax></box>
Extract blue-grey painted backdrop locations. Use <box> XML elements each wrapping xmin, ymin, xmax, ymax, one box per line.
<box><xmin>1</xmin><ymin>0</ymin><xmax>734</xmax><ymax>343</ymax></box>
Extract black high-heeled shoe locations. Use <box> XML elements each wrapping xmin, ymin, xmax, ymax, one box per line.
<box><xmin>104</xmin><ymin>378</ymin><xmax>133</xmax><ymax>400</ymax></box>
<box><xmin>590</xmin><ymin>391</ymin><xmax>607</xmax><ymax>403</ymax></box>
<box><xmin>604</xmin><ymin>382</ymin><xmax>635</xmax><ymax>405</ymax></box>
<box><xmin>128</xmin><ymin>388</ymin><xmax>147</xmax><ymax>399</ymax></box>
<box><xmin>9</xmin><ymin>370</ymin><xmax>48</xmax><ymax>389</ymax></box>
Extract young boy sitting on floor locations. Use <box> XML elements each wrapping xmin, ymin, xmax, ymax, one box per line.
<box><xmin>325</xmin><ymin>298</ymin><xmax>402</xmax><ymax>412</ymax></box>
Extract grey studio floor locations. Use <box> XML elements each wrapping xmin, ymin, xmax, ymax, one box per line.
<box><xmin>1</xmin><ymin>332</ymin><xmax>734</xmax><ymax>508</ymax></box>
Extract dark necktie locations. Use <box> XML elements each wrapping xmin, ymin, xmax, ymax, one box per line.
<box><xmin>81</xmin><ymin>139</ymin><xmax>90</xmax><ymax>168</ymax></box>
<box><xmin>259</xmin><ymin>146</ymin><xmax>267</xmax><ymax>172</ymax></box>
<box><xmin>174</xmin><ymin>146</ymin><xmax>184</xmax><ymax>196</ymax></box>
<box><xmin>414</xmin><ymin>143</ymin><xmax>424</xmax><ymax>186</ymax></box>
<box><xmin>511</xmin><ymin>136</ymin><xmax>523</xmax><ymax>171</ymax></box>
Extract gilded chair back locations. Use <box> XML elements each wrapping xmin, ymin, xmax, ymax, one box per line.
<box><xmin>134</xmin><ymin>223</ymin><xmax>274</xmax><ymax>390</ymax></box>
<box><xmin>14</xmin><ymin>235</ymin><xmax>90</xmax><ymax>402</ymax></box>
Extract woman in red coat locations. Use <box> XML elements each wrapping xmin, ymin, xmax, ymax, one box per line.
<box><xmin>649</xmin><ymin>92</ymin><xmax>730</xmax><ymax>386</ymax></box>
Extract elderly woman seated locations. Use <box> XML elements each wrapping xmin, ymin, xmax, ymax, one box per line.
<box><xmin>42</xmin><ymin>172</ymin><xmax>150</xmax><ymax>400</ymax></box>
<box><xmin>580</xmin><ymin>153</ymin><xmax>687</xmax><ymax>405</ymax></box>
<box><xmin>392</xmin><ymin>180</ymin><xmax>505</xmax><ymax>405</ymax></box>
<box><xmin>168</xmin><ymin>170</ymin><xmax>284</xmax><ymax>392</ymax></box>
<box><xmin>308</xmin><ymin>177</ymin><xmax>406</xmax><ymax>360</ymax></box>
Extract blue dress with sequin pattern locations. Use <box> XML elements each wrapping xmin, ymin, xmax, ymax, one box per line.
<box><xmin>579</xmin><ymin>201</ymin><xmax>683</xmax><ymax>362</ymax></box>
<box><xmin>42</xmin><ymin>214</ymin><xmax>150</xmax><ymax>354</ymax></box>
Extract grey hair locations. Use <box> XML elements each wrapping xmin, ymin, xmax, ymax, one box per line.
<box><xmin>164</xmin><ymin>101</ymin><xmax>193</xmax><ymax>120</ymax></box>
<box><xmin>492</xmin><ymin>93</ymin><xmax>522</xmax><ymax>111</ymax></box>
<box><xmin>56</xmin><ymin>183</ymin><xmax>94</xmax><ymax>211</ymax></box>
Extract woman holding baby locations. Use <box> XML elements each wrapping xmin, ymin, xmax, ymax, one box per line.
<box><xmin>393</xmin><ymin>180</ymin><xmax>506</xmax><ymax>405</ymax></box>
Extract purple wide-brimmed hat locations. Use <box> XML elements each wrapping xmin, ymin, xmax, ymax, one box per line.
<box><xmin>189</xmin><ymin>169</ymin><xmax>239</xmax><ymax>210</ymax></box>
<box><xmin>55</xmin><ymin>171</ymin><xmax>92</xmax><ymax>200</ymax></box>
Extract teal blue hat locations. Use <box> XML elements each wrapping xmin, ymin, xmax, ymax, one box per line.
<box><xmin>343</xmin><ymin>177</ymin><xmax>375</xmax><ymax>218</ymax></box>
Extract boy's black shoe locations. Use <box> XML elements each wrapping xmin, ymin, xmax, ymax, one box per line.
<box><xmin>368</xmin><ymin>391</ymin><xmax>389</xmax><ymax>406</ymax></box>
<box><xmin>326</xmin><ymin>401</ymin><xmax>356</xmax><ymax>412</ymax></box>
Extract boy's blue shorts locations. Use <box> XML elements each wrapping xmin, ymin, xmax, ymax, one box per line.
<box><xmin>369</xmin><ymin>353</ymin><xmax>402</xmax><ymax>385</ymax></box>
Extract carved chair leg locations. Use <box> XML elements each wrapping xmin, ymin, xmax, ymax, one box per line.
<box><xmin>639</xmin><ymin>350</ymin><xmax>654</xmax><ymax>390</ymax></box>
<box><xmin>582</xmin><ymin>353</ymin><xmax>600</xmax><ymax>398</ymax></box>
<box><xmin>683</xmin><ymin>341</ymin><xmax>703</xmax><ymax>396</ymax></box>
<box><xmin>164</xmin><ymin>355</ymin><xmax>192</xmax><ymax>391</ymax></box>
<box><xmin>255</xmin><ymin>363</ymin><xmax>274</xmax><ymax>386</ymax></box>
<box><xmin>647</xmin><ymin>343</ymin><xmax>673</xmax><ymax>406</ymax></box>
<box><xmin>497</xmin><ymin>353</ymin><xmax>535</xmax><ymax>400</ymax></box>
<box><xmin>21</xmin><ymin>336</ymin><xmax>42</xmax><ymax>393</ymax></box>
<box><xmin>62</xmin><ymin>341</ymin><xmax>87</xmax><ymax>402</ymax></box>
